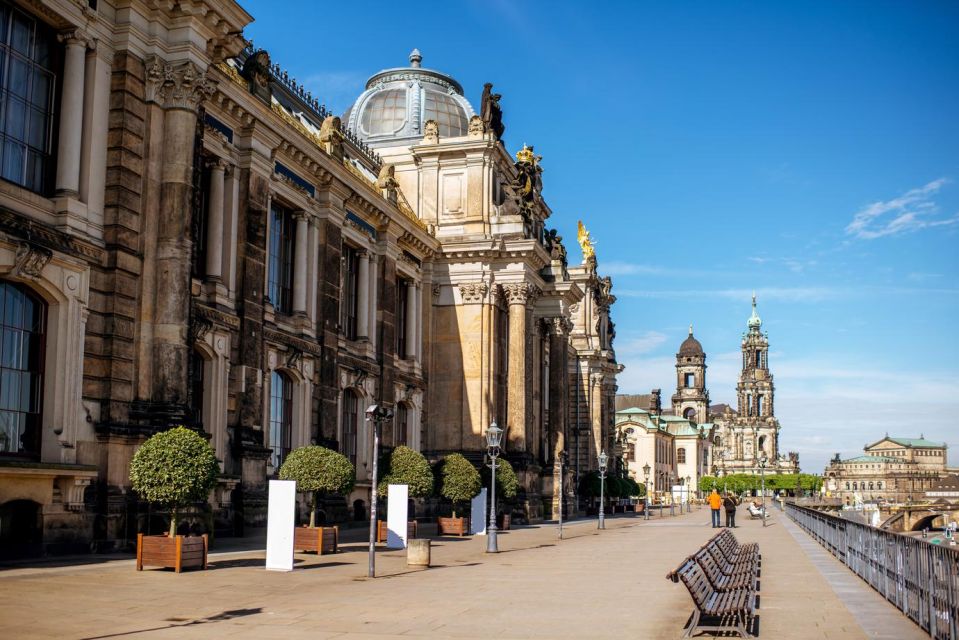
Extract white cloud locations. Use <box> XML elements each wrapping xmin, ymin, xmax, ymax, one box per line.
<box><xmin>616</xmin><ymin>331</ymin><xmax>669</xmax><ymax>356</ymax></box>
<box><xmin>846</xmin><ymin>178</ymin><xmax>959</xmax><ymax>240</ymax></box>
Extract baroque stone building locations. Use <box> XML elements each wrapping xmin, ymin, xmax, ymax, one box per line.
<box><xmin>0</xmin><ymin>1</ymin><xmax>618</xmax><ymax>554</ymax></box>
<box><xmin>823</xmin><ymin>436</ymin><xmax>949</xmax><ymax>504</ymax></box>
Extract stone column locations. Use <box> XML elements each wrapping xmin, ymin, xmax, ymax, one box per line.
<box><xmin>405</xmin><ymin>281</ymin><xmax>416</xmax><ymax>359</ymax></box>
<box><xmin>79</xmin><ymin>44</ymin><xmax>111</xmax><ymax>231</ymax></box>
<box><xmin>292</xmin><ymin>211</ymin><xmax>309</xmax><ymax>315</ymax></box>
<box><xmin>548</xmin><ymin>317</ymin><xmax>572</xmax><ymax>463</ymax></box>
<box><xmin>55</xmin><ymin>31</ymin><xmax>90</xmax><ymax>195</ymax></box>
<box><xmin>205</xmin><ymin>159</ymin><xmax>226</xmax><ymax>281</ymax></box>
<box><xmin>414</xmin><ymin>282</ymin><xmax>423</xmax><ymax>363</ymax></box>
<box><xmin>145</xmin><ymin>57</ymin><xmax>216</xmax><ymax>411</ymax></box>
<box><xmin>225</xmin><ymin>166</ymin><xmax>240</xmax><ymax>298</ymax></box>
<box><xmin>503</xmin><ymin>283</ymin><xmax>539</xmax><ymax>451</ymax></box>
<box><xmin>357</xmin><ymin>251</ymin><xmax>370</xmax><ymax>339</ymax></box>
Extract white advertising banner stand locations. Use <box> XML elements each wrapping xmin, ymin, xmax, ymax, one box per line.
<box><xmin>471</xmin><ymin>488</ymin><xmax>487</xmax><ymax>535</ymax></box>
<box><xmin>265</xmin><ymin>479</ymin><xmax>296</xmax><ymax>571</ymax></box>
<box><xmin>386</xmin><ymin>484</ymin><xmax>409</xmax><ymax>549</ymax></box>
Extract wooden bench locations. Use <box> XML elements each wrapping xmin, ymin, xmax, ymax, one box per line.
<box><xmin>666</xmin><ymin>530</ymin><xmax>760</xmax><ymax>638</ymax></box>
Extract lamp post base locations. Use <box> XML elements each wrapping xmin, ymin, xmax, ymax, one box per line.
<box><xmin>598</xmin><ymin>512</ymin><xmax>605</xmax><ymax>529</ymax></box>
<box><xmin>486</xmin><ymin>525</ymin><xmax>499</xmax><ymax>553</ymax></box>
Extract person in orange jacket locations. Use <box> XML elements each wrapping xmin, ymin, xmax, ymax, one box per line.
<box><xmin>708</xmin><ymin>488</ymin><xmax>722</xmax><ymax>528</ymax></box>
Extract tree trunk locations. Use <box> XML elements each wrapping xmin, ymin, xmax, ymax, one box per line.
<box><xmin>310</xmin><ymin>492</ymin><xmax>317</xmax><ymax>528</ymax></box>
<box><xmin>169</xmin><ymin>507</ymin><xmax>178</xmax><ymax>538</ymax></box>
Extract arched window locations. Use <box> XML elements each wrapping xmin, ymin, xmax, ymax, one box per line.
<box><xmin>269</xmin><ymin>371</ymin><xmax>293</xmax><ymax>470</ymax></box>
<box><xmin>341</xmin><ymin>389</ymin><xmax>358</xmax><ymax>467</ymax></box>
<box><xmin>868</xmin><ymin>482</ymin><xmax>874</xmax><ymax>491</ymax></box>
<box><xmin>677</xmin><ymin>448</ymin><xmax>686</xmax><ymax>464</ymax></box>
<box><xmin>877</xmin><ymin>481</ymin><xmax>883</xmax><ymax>490</ymax></box>
<box><xmin>0</xmin><ymin>281</ymin><xmax>45</xmax><ymax>459</ymax></box>
<box><xmin>852</xmin><ymin>482</ymin><xmax>858</xmax><ymax>490</ymax></box>
<box><xmin>845</xmin><ymin>482</ymin><xmax>850</xmax><ymax>490</ymax></box>
<box><xmin>684</xmin><ymin>373</ymin><xmax>695</xmax><ymax>388</ymax></box>
<box><xmin>268</xmin><ymin>203</ymin><xmax>295</xmax><ymax>314</ymax></box>
<box><xmin>394</xmin><ymin>403</ymin><xmax>408</xmax><ymax>447</ymax></box>
<box><xmin>683</xmin><ymin>407</ymin><xmax>696</xmax><ymax>421</ymax></box>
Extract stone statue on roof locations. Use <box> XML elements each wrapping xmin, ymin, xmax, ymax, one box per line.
<box><xmin>481</xmin><ymin>82</ymin><xmax>505</xmax><ymax>140</ymax></box>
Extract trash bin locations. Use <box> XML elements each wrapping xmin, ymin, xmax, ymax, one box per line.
<box><xmin>407</xmin><ymin>538</ymin><xmax>430</xmax><ymax>567</ymax></box>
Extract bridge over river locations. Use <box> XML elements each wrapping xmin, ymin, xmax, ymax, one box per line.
<box><xmin>0</xmin><ymin>505</ymin><xmax>948</xmax><ymax>639</ymax></box>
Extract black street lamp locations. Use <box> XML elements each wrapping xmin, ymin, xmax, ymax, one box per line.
<box><xmin>759</xmin><ymin>453</ymin><xmax>768</xmax><ymax>528</ymax></box>
<box><xmin>643</xmin><ymin>463</ymin><xmax>651</xmax><ymax>521</ymax></box>
<box><xmin>485</xmin><ymin>420</ymin><xmax>503</xmax><ymax>553</ymax></box>
<box><xmin>559</xmin><ymin>450</ymin><xmax>568</xmax><ymax>539</ymax></box>
<box><xmin>598</xmin><ymin>450</ymin><xmax>608</xmax><ymax>529</ymax></box>
<box><xmin>365</xmin><ymin>404</ymin><xmax>393</xmax><ymax>578</ymax></box>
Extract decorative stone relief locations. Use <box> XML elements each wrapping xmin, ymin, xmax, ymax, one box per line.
<box><xmin>145</xmin><ymin>57</ymin><xmax>217</xmax><ymax>112</ymax></box>
<box><xmin>458</xmin><ymin>282</ymin><xmax>488</xmax><ymax>304</ymax></box>
<box><xmin>423</xmin><ymin>119</ymin><xmax>439</xmax><ymax>144</ymax></box>
<box><xmin>545</xmin><ymin>316</ymin><xmax>574</xmax><ymax>337</ymax></box>
<box><xmin>432</xmin><ymin>284</ymin><xmax>442</xmax><ymax>298</ymax></box>
<box><xmin>468</xmin><ymin>115</ymin><xmax>484</xmax><ymax>138</ymax></box>
<box><xmin>12</xmin><ymin>242</ymin><xmax>52</xmax><ymax>280</ymax></box>
<box><xmin>502</xmin><ymin>282</ymin><xmax>541</xmax><ymax>306</ymax></box>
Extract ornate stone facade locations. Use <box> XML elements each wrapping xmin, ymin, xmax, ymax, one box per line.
<box><xmin>0</xmin><ymin>2</ymin><xmax>619</xmax><ymax>554</ymax></box>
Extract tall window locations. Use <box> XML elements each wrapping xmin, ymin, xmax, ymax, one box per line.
<box><xmin>756</xmin><ymin>395</ymin><xmax>764</xmax><ymax>416</ymax></box>
<box><xmin>269</xmin><ymin>371</ymin><xmax>292</xmax><ymax>471</ymax></box>
<box><xmin>396</xmin><ymin>278</ymin><xmax>408</xmax><ymax>358</ymax></box>
<box><xmin>0</xmin><ymin>4</ymin><xmax>57</xmax><ymax>194</ymax></box>
<box><xmin>0</xmin><ymin>281</ymin><xmax>45</xmax><ymax>458</ymax></box>
<box><xmin>341</xmin><ymin>390</ymin><xmax>358</xmax><ymax>467</ymax></box>
<box><xmin>341</xmin><ymin>246</ymin><xmax>359</xmax><ymax>339</ymax></box>
<box><xmin>677</xmin><ymin>447</ymin><xmax>686</xmax><ymax>464</ymax></box>
<box><xmin>268</xmin><ymin>203</ymin><xmax>295</xmax><ymax>314</ymax></box>
<box><xmin>755</xmin><ymin>351</ymin><xmax>761</xmax><ymax>367</ymax></box>
<box><xmin>684</xmin><ymin>372</ymin><xmax>695</xmax><ymax>388</ymax></box>
<box><xmin>394</xmin><ymin>403</ymin><xmax>408</xmax><ymax>447</ymax></box>
<box><xmin>191</xmin><ymin>164</ymin><xmax>210</xmax><ymax>280</ymax></box>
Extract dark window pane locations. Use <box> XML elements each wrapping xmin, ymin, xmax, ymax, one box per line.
<box><xmin>10</xmin><ymin>13</ymin><xmax>31</xmax><ymax>56</ymax></box>
<box><xmin>8</xmin><ymin>57</ymin><xmax>28</xmax><ymax>99</ymax></box>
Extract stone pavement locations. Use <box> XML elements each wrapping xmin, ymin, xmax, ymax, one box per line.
<box><xmin>0</xmin><ymin>508</ymin><xmax>926</xmax><ymax>639</ymax></box>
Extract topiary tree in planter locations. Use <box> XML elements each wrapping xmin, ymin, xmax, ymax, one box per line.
<box><xmin>377</xmin><ymin>446</ymin><xmax>434</xmax><ymax>499</ymax></box>
<box><xmin>279</xmin><ymin>445</ymin><xmax>355</xmax><ymax>527</ymax></box>
<box><xmin>129</xmin><ymin>426</ymin><xmax>220</xmax><ymax>538</ymax></box>
<box><xmin>438</xmin><ymin>453</ymin><xmax>481</xmax><ymax>518</ymax></box>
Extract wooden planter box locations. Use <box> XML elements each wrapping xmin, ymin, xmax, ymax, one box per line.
<box><xmin>136</xmin><ymin>533</ymin><xmax>208</xmax><ymax>573</ymax></box>
<box><xmin>293</xmin><ymin>526</ymin><xmax>339</xmax><ymax>555</ymax></box>
<box><xmin>377</xmin><ymin>520</ymin><xmax>418</xmax><ymax>542</ymax></box>
<box><xmin>437</xmin><ymin>516</ymin><xmax>468</xmax><ymax>536</ymax></box>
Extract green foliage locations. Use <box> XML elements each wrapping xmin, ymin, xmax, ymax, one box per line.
<box><xmin>438</xmin><ymin>453</ymin><xmax>481</xmax><ymax>513</ymax></box>
<box><xmin>129</xmin><ymin>426</ymin><xmax>220</xmax><ymax>537</ymax></box>
<box><xmin>578</xmin><ymin>470</ymin><xmax>602</xmax><ymax>498</ymax></box>
<box><xmin>622</xmin><ymin>476</ymin><xmax>642</xmax><ymax>498</ymax></box>
<box><xmin>493</xmin><ymin>457</ymin><xmax>519</xmax><ymax>499</ymax></box>
<box><xmin>605</xmin><ymin>476</ymin><xmax>623</xmax><ymax>498</ymax></box>
<box><xmin>697</xmin><ymin>473</ymin><xmax>823</xmax><ymax>495</ymax></box>
<box><xmin>378</xmin><ymin>446</ymin><xmax>434</xmax><ymax>498</ymax></box>
<box><xmin>130</xmin><ymin>426</ymin><xmax>220</xmax><ymax>508</ymax></box>
<box><xmin>279</xmin><ymin>446</ymin><xmax>355</xmax><ymax>495</ymax></box>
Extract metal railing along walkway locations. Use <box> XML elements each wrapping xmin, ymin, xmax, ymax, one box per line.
<box><xmin>786</xmin><ymin>502</ymin><xmax>958</xmax><ymax>639</ymax></box>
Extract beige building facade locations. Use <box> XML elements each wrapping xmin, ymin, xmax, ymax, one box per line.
<box><xmin>0</xmin><ymin>1</ymin><xmax>618</xmax><ymax>555</ymax></box>
<box><xmin>823</xmin><ymin>436</ymin><xmax>949</xmax><ymax>504</ymax></box>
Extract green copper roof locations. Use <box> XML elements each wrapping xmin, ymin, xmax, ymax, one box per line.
<box><xmin>886</xmin><ymin>437</ymin><xmax>946</xmax><ymax>448</ymax></box>
<box><xmin>617</xmin><ymin>407</ymin><xmax>649</xmax><ymax>414</ymax></box>
<box><xmin>844</xmin><ymin>455</ymin><xmax>899</xmax><ymax>463</ymax></box>
<box><xmin>747</xmin><ymin>293</ymin><xmax>762</xmax><ymax>330</ymax></box>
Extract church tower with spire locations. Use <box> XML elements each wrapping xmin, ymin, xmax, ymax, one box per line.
<box><xmin>672</xmin><ymin>325</ymin><xmax>710</xmax><ymax>423</ymax></box>
<box><xmin>736</xmin><ymin>295</ymin><xmax>774</xmax><ymax>420</ymax></box>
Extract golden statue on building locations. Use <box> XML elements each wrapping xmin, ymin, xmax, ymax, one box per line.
<box><xmin>577</xmin><ymin>220</ymin><xmax>595</xmax><ymax>261</ymax></box>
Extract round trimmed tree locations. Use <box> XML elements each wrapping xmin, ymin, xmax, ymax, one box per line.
<box><xmin>378</xmin><ymin>446</ymin><xmax>434</xmax><ymax>499</ymax></box>
<box><xmin>279</xmin><ymin>446</ymin><xmax>355</xmax><ymax>527</ymax></box>
<box><xmin>493</xmin><ymin>457</ymin><xmax>519</xmax><ymax>500</ymax></box>
<box><xmin>438</xmin><ymin>453</ymin><xmax>481</xmax><ymax>518</ymax></box>
<box><xmin>129</xmin><ymin>426</ymin><xmax>220</xmax><ymax>538</ymax></box>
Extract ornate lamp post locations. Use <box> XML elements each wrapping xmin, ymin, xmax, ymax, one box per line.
<box><xmin>686</xmin><ymin>475</ymin><xmax>692</xmax><ymax>513</ymax></box>
<box><xmin>759</xmin><ymin>453</ymin><xmax>768</xmax><ymax>528</ymax></box>
<box><xmin>670</xmin><ymin>474</ymin><xmax>676</xmax><ymax>517</ymax></box>
<box><xmin>365</xmin><ymin>404</ymin><xmax>393</xmax><ymax>578</ymax></box>
<box><xmin>598</xmin><ymin>450</ymin><xmax>608</xmax><ymax>529</ymax></box>
<box><xmin>643</xmin><ymin>463</ymin><xmax>651</xmax><ymax>521</ymax></box>
<box><xmin>485</xmin><ymin>420</ymin><xmax>503</xmax><ymax>553</ymax></box>
<box><xmin>559</xmin><ymin>450</ymin><xmax>568</xmax><ymax>539</ymax></box>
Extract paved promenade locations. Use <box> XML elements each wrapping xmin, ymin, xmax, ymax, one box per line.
<box><xmin>0</xmin><ymin>508</ymin><xmax>925</xmax><ymax>639</ymax></box>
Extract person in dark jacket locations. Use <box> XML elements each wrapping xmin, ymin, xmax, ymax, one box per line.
<box><xmin>723</xmin><ymin>492</ymin><xmax>740</xmax><ymax>528</ymax></box>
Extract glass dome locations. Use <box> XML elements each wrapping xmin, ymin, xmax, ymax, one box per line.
<box><xmin>344</xmin><ymin>49</ymin><xmax>475</xmax><ymax>148</ymax></box>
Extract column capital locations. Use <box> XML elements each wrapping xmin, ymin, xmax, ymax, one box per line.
<box><xmin>543</xmin><ymin>316</ymin><xmax>573</xmax><ymax>337</ymax></box>
<box><xmin>145</xmin><ymin>56</ymin><xmax>217</xmax><ymax>112</ymax></box>
<box><xmin>458</xmin><ymin>282</ymin><xmax>488</xmax><ymax>304</ymax></box>
<box><xmin>292</xmin><ymin>209</ymin><xmax>310</xmax><ymax>222</ymax></box>
<box><xmin>502</xmin><ymin>282</ymin><xmax>541</xmax><ymax>306</ymax></box>
<box><xmin>58</xmin><ymin>29</ymin><xmax>95</xmax><ymax>50</ymax></box>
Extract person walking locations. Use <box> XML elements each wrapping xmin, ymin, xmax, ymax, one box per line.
<box><xmin>723</xmin><ymin>491</ymin><xmax>739</xmax><ymax>528</ymax></box>
<box><xmin>708</xmin><ymin>488</ymin><xmax>722</xmax><ymax>528</ymax></box>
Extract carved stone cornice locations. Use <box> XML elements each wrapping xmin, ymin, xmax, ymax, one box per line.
<box><xmin>146</xmin><ymin>57</ymin><xmax>217</xmax><ymax>112</ymax></box>
<box><xmin>458</xmin><ymin>282</ymin><xmax>488</xmax><ymax>304</ymax></box>
<box><xmin>262</xmin><ymin>327</ymin><xmax>322</xmax><ymax>357</ymax></box>
<box><xmin>0</xmin><ymin>209</ymin><xmax>104</xmax><ymax>263</ymax></box>
<box><xmin>502</xmin><ymin>282</ymin><xmax>541</xmax><ymax>306</ymax></box>
<box><xmin>193</xmin><ymin>303</ymin><xmax>240</xmax><ymax>330</ymax></box>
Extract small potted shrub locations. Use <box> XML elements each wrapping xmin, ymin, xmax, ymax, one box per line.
<box><xmin>130</xmin><ymin>426</ymin><xmax>219</xmax><ymax>572</ymax></box>
<box><xmin>376</xmin><ymin>446</ymin><xmax>433</xmax><ymax>541</ymax></box>
<box><xmin>279</xmin><ymin>445</ymin><xmax>355</xmax><ymax>554</ymax></box>
<box><xmin>482</xmin><ymin>457</ymin><xmax>518</xmax><ymax>529</ymax></box>
<box><xmin>436</xmin><ymin>453</ymin><xmax>481</xmax><ymax>536</ymax></box>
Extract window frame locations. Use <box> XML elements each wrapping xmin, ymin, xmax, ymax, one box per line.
<box><xmin>0</xmin><ymin>280</ymin><xmax>45</xmax><ymax>460</ymax></box>
<box><xmin>269</xmin><ymin>370</ymin><xmax>293</xmax><ymax>471</ymax></box>
<box><xmin>268</xmin><ymin>201</ymin><xmax>296</xmax><ymax>315</ymax></box>
<box><xmin>341</xmin><ymin>245</ymin><xmax>359</xmax><ymax>340</ymax></box>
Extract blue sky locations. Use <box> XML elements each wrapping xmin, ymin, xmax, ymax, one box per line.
<box><xmin>240</xmin><ymin>0</ymin><xmax>959</xmax><ymax>473</ymax></box>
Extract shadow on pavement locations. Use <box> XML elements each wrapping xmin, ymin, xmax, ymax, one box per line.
<box><xmin>78</xmin><ymin>607</ymin><xmax>264</xmax><ymax>639</ymax></box>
